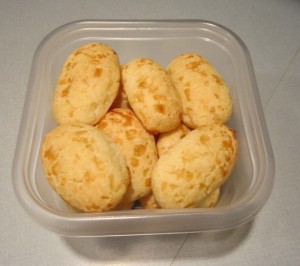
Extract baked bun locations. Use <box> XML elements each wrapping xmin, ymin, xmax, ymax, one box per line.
<box><xmin>53</xmin><ymin>43</ymin><xmax>121</xmax><ymax>125</ymax></box>
<box><xmin>122</xmin><ymin>58</ymin><xmax>182</xmax><ymax>133</ymax></box>
<box><xmin>41</xmin><ymin>124</ymin><xmax>129</xmax><ymax>212</ymax></box>
<box><xmin>96</xmin><ymin>108</ymin><xmax>158</xmax><ymax>202</ymax></box>
<box><xmin>167</xmin><ymin>53</ymin><xmax>232</xmax><ymax>128</ymax></box>
<box><xmin>152</xmin><ymin>124</ymin><xmax>238</xmax><ymax>209</ymax></box>
<box><xmin>157</xmin><ymin>123</ymin><xmax>191</xmax><ymax>157</ymax></box>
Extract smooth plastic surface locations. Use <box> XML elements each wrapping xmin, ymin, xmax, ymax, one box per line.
<box><xmin>12</xmin><ymin>20</ymin><xmax>275</xmax><ymax>236</ymax></box>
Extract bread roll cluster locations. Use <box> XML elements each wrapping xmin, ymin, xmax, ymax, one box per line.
<box><xmin>41</xmin><ymin>42</ymin><xmax>238</xmax><ymax>212</ymax></box>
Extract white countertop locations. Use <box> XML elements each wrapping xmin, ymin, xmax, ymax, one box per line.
<box><xmin>1</xmin><ymin>1</ymin><xmax>300</xmax><ymax>265</ymax></box>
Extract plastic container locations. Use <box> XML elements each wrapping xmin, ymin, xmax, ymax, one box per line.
<box><xmin>12</xmin><ymin>20</ymin><xmax>275</xmax><ymax>236</ymax></box>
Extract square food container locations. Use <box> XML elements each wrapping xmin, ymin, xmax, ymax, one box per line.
<box><xmin>12</xmin><ymin>20</ymin><xmax>275</xmax><ymax>236</ymax></box>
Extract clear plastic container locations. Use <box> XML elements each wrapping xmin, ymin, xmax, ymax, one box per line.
<box><xmin>12</xmin><ymin>20</ymin><xmax>275</xmax><ymax>236</ymax></box>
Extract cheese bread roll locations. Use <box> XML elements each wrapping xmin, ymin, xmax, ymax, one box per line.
<box><xmin>122</xmin><ymin>58</ymin><xmax>182</xmax><ymax>133</ymax></box>
<box><xmin>167</xmin><ymin>53</ymin><xmax>232</xmax><ymax>128</ymax></box>
<box><xmin>152</xmin><ymin>124</ymin><xmax>237</xmax><ymax>209</ymax></box>
<box><xmin>53</xmin><ymin>43</ymin><xmax>121</xmax><ymax>125</ymax></box>
<box><xmin>41</xmin><ymin>124</ymin><xmax>129</xmax><ymax>212</ymax></box>
<box><xmin>96</xmin><ymin>108</ymin><xmax>158</xmax><ymax>202</ymax></box>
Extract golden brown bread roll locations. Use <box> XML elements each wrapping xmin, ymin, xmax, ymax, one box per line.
<box><xmin>41</xmin><ymin>124</ymin><xmax>129</xmax><ymax>212</ymax></box>
<box><xmin>152</xmin><ymin>124</ymin><xmax>238</xmax><ymax>209</ymax></box>
<box><xmin>167</xmin><ymin>53</ymin><xmax>232</xmax><ymax>128</ymax></box>
<box><xmin>122</xmin><ymin>58</ymin><xmax>182</xmax><ymax>133</ymax></box>
<box><xmin>96</xmin><ymin>108</ymin><xmax>158</xmax><ymax>202</ymax></box>
<box><xmin>53</xmin><ymin>43</ymin><xmax>121</xmax><ymax>125</ymax></box>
